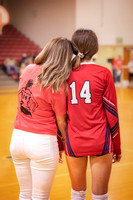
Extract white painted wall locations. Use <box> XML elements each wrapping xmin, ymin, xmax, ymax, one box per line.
<box><xmin>2</xmin><ymin>0</ymin><xmax>133</xmax><ymax>83</ymax></box>
<box><xmin>3</xmin><ymin>0</ymin><xmax>133</xmax><ymax>46</ymax></box>
<box><xmin>76</xmin><ymin>0</ymin><xmax>133</xmax><ymax>45</ymax></box>
<box><xmin>5</xmin><ymin>0</ymin><xmax>76</xmax><ymax>47</ymax></box>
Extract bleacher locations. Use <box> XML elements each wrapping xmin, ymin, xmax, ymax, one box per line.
<box><xmin>0</xmin><ymin>24</ymin><xmax>41</xmax><ymax>65</ymax></box>
<box><xmin>0</xmin><ymin>24</ymin><xmax>41</xmax><ymax>88</ymax></box>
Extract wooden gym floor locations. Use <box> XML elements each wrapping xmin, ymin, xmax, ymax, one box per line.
<box><xmin>0</xmin><ymin>87</ymin><xmax>133</xmax><ymax>200</ymax></box>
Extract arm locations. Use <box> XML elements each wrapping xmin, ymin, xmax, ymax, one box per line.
<box><xmin>56</xmin><ymin>114</ymin><xmax>67</xmax><ymax>152</ymax></box>
<box><xmin>51</xmin><ymin>84</ymin><xmax>67</xmax><ymax>151</ymax></box>
<box><xmin>56</xmin><ymin>114</ymin><xmax>67</xmax><ymax>163</ymax></box>
<box><xmin>103</xmin><ymin>70</ymin><xmax>121</xmax><ymax>162</ymax></box>
<box><xmin>51</xmin><ymin>84</ymin><xmax>67</xmax><ymax>139</ymax></box>
<box><xmin>56</xmin><ymin>114</ymin><xmax>67</xmax><ymax>140</ymax></box>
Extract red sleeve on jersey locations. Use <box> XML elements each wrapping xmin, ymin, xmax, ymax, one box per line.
<box><xmin>103</xmin><ymin>70</ymin><xmax>121</xmax><ymax>155</ymax></box>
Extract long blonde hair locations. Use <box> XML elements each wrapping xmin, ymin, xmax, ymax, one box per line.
<box><xmin>35</xmin><ymin>37</ymin><xmax>73</xmax><ymax>93</ymax></box>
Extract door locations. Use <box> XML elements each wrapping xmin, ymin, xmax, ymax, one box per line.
<box><xmin>123</xmin><ymin>47</ymin><xmax>133</xmax><ymax>80</ymax></box>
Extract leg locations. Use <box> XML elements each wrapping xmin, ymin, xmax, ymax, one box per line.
<box><xmin>129</xmin><ymin>73</ymin><xmax>131</xmax><ymax>82</ymax></box>
<box><xmin>29</xmin><ymin>135</ymin><xmax>59</xmax><ymax>200</ymax></box>
<box><xmin>66</xmin><ymin>156</ymin><xmax>88</xmax><ymax>200</ymax></box>
<box><xmin>66</xmin><ymin>156</ymin><xmax>88</xmax><ymax>190</ymax></box>
<box><xmin>113</xmin><ymin>69</ymin><xmax>116</xmax><ymax>83</ymax></box>
<box><xmin>117</xmin><ymin>75</ymin><xmax>120</xmax><ymax>83</ymax></box>
<box><xmin>6</xmin><ymin>65</ymin><xmax>11</xmax><ymax>75</ymax></box>
<box><xmin>13</xmin><ymin>158</ymin><xmax>32</xmax><ymax>200</ymax></box>
<box><xmin>12</xmin><ymin>65</ymin><xmax>19</xmax><ymax>74</ymax></box>
<box><xmin>90</xmin><ymin>153</ymin><xmax>112</xmax><ymax>196</ymax></box>
<box><xmin>31</xmin><ymin>162</ymin><xmax>57</xmax><ymax>200</ymax></box>
<box><xmin>131</xmin><ymin>74</ymin><xmax>133</xmax><ymax>82</ymax></box>
<box><xmin>10</xmin><ymin>129</ymin><xmax>32</xmax><ymax>200</ymax></box>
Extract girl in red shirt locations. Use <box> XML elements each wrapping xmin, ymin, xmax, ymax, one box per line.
<box><xmin>65</xmin><ymin>29</ymin><xmax>121</xmax><ymax>200</ymax></box>
<box><xmin>10</xmin><ymin>37</ymin><xmax>73</xmax><ymax>200</ymax></box>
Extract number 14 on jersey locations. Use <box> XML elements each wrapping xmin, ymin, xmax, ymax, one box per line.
<box><xmin>69</xmin><ymin>81</ymin><xmax>92</xmax><ymax>104</ymax></box>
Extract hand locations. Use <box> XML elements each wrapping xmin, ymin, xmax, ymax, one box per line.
<box><xmin>59</xmin><ymin>151</ymin><xmax>63</xmax><ymax>163</ymax></box>
<box><xmin>57</xmin><ymin>134</ymin><xmax>65</xmax><ymax>151</ymax></box>
<box><xmin>58</xmin><ymin>138</ymin><xmax>65</xmax><ymax>163</ymax></box>
<box><xmin>61</xmin><ymin>137</ymin><xmax>65</xmax><ymax>150</ymax></box>
<box><xmin>112</xmin><ymin>153</ymin><xmax>121</xmax><ymax>163</ymax></box>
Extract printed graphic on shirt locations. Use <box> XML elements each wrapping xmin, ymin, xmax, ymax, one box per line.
<box><xmin>18</xmin><ymin>79</ymin><xmax>38</xmax><ymax>116</ymax></box>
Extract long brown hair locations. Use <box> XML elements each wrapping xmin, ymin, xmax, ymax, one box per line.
<box><xmin>71</xmin><ymin>29</ymin><xmax>98</xmax><ymax>69</ymax></box>
<box><xmin>35</xmin><ymin>37</ymin><xmax>73</xmax><ymax>93</ymax></box>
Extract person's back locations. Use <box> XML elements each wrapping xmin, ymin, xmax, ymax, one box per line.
<box><xmin>10</xmin><ymin>37</ymin><xmax>73</xmax><ymax>200</ymax></box>
<box><xmin>65</xmin><ymin>29</ymin><xmax>121</xmax><ymax>200</ymax></box>
<box><xmin>15</xmin><ymin>63</ymin><xmax>64</xmax><ymax>135</ymax></box>
<box><xmin>66</xmin><ymin>62</ymin><xmax>116</xmax><ymax>156</ymax></box>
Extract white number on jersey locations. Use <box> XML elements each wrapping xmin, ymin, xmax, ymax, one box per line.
<box><xmin>80</xmin><ymin>81</ymin><xmax>91</xmax><ymax>103</ymax></box>
<box><xmin>70</xmin><ymin>82</ymin><xmax>78</xmax><ymax>104</ymax></box>
<box><xmin>70</xmin><ymin>81</ymin><xmax>92</xmax><ymax>104</ymax></box>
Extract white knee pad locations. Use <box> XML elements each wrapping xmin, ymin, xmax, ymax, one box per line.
<box><xmin>92</xmin><ymin>193</ymin><xmax>108</xmax><ymax>200</ymax></box>
<box><xmin>71</xmin><ymin>188</ymin><xmax>86</xmax><ymax>200</ymax></box>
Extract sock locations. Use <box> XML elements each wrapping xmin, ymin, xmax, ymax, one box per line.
<box><xmin>71</xmin><ymin>188</ymin><xmax>86</xmax><ymax>200</ymax></box>
<box><xmin>92</xmin><ymin>193</ymin><xmax>108</xmax><ymax>200</ymax></box>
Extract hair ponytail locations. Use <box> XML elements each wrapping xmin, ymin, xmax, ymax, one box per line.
<box><xmin>71</xmin><ymin>28</ymin><xmax>98</xmax><ymax>69</ymax></box>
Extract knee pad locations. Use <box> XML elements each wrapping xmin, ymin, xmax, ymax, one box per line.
<box><xmin>71</xmin><ymin>188</ymin><xmax>86</xmax><ymax>200</ymax></box>
<box><xmin>92</xmin><ymin>193</ymin><xmax>108</xmax><ymax>200</ymax></box>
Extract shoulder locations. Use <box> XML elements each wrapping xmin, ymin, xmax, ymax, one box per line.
<box><xmin>25</xmin><ymin>64</ymin><xmax>36</xmax><ymax>70</ymax></box>
<box><xmin>68</xmin><ymin>63</ymin><xmax>112</xmax><ymax>80</ymax></box>
<box><xmin>20</xmin><ymin>64</ymin><xmax>37</xmax><ymax>80</ymax></box>
<box><xmin>21</xmin><ymin>64</ymin><xmax>36</xmax><ymax>74</ymax></box>
<box><xmin>91</xmin><ymin>64</ymin><xmax>112</xmax><ymax>74</ymax></box>
<box><xmin>91</xmin><ymin>64</ymin><xmax>113</xmax><ymax>84</ymax></box>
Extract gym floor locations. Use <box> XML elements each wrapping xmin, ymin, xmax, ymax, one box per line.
<box><xmin>0</xmin><ymin>88</ymin><xmax>133</xmax><ymax>200</ymax></box>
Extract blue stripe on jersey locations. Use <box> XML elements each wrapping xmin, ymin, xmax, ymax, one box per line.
<box><xmin>103</xmin><ymin>98</ymin><xmax>117</xmax><ymax>112</ymax></box>
<box><xmin>104</xmin><ymin>105</ymin><xmax>118</xmax><ymax>118</ymax></box>
<box><xmin>66</xmin><ymin>128</ymin><xmax>76</xmax><ymax>157</ymax></box>
<box><xmin>102</xmin><ymin>123</ymin><xmax>110</xmax><ymax>155</ymax></box>
<box><xmin>110</xmin><ymin>120</ymin><xmax>119</xmax><ymax>135</ymax></box>
<box><xmin>103</xmin><ymin>99</ymin><xmax>118</xmax><ymax>116</ymax></box>
<box><xmin>103</xmin><ymin>100</ymin><xmax>118</xmax><ymax>118</ymax></box>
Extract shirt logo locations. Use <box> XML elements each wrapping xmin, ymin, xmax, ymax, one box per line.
<box><xmin>18</xmin><ymin>79</ymin><xmax>38</xmax><ymax>116</ymax></box>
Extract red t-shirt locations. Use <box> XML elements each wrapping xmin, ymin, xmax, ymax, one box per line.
<box><xmin>14</xmin><ymin>64</ymin><xmax>66</xmax><ymax>135</ymax></box>
<box><xmin>65</xmin><ymin>62</ymin><xmax>121</xmax><ymax>157</ymax></box>
<box><xmin>114</xmin><ymin>58</ymin><xmax>123</xmax><ymax>70</ymax></box>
